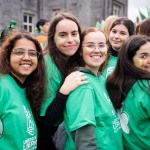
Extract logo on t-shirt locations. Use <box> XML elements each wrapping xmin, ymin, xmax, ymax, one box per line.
<box><xmin>23</xmin><ymin>106</ymin><xmax>34</xmax><ymax>136</ymax></box>
<box><xmin>0</xmin><ymin>119</ymin><xmax>3</xmax><ymax>138</ymax></box>
<box><xmin>118</xmin><ymin>109</ymin><xmax>130</xmax><ymax>134</ymax></box>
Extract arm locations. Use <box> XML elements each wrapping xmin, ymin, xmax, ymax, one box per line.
<box><xmin>41</xmin><ymin>71</ymin><xmax>88</xmax><ymax>126</ymax></box>
<box><xmin>41</xmin><ymin>91</ymin><xmax>68</xmax><ymax>126</ymax></box>
<box><xmin>71</xmin><ymin>125</ymin><xmax>98</xmax><ymax>150</ymax></box>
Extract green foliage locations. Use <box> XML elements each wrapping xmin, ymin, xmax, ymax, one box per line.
<box><xmin>139</xmin><ymin>7</ymin><xmax>150</xmax><ymax>20</ymax></box>
<box><xmin>95</xmin><ymin>21</ymin><xmax>104</xmax><ymax>29</ymax></box>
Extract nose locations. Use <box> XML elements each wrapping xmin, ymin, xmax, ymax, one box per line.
<box><xmin>114</xmin><ymin>32</ymin><xmax>119</xmax><ymax>38</ymax></box>
<box><xmin>93</xmin><ymin>46</ymin><xmax>101</xmax><ymax>54</ymax></box>
<box><xmin>67</xmin><ymin>35</ymin><xmax>74</xmax><ymax>43</ymax></box>
<box><xmin>22</xmin><ymin>51</ymin><xmax>31</xmax><ymax>60</ymax></box>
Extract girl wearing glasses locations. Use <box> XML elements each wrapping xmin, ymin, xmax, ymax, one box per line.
<box><xmin>37</xmin><ymin>12</ymin><xmax>88</xmax><ymax>149</ymax></box>
<box><xmin>106</xmin><ymin>35</ymin><xmax>150</xmax><ymax>150</ymax></box>
<box><xmin>0</xmin><ymin>32</ymin><xmax>46</xmax><ymax>150</ymax></box>
<box><xmin>101</xmin><ymin>17</ymin><xmax>135</xmax><ymax>78</ymax></box>
<box><xmin>63</xmin><ymin>27</ymin><xmax>123</xmax><ymax>149</ymax></box>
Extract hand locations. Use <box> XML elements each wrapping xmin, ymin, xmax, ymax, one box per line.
<box><xmin>59</xmin><ymin>71</ymin><xmax>88</xmax><ymax>95</ymax></box>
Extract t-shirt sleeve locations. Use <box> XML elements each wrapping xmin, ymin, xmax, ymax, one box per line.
<box><xmin>66</xmin><ymin>86</ymin><xmax>96</xmax><ymax>132</ymax></box>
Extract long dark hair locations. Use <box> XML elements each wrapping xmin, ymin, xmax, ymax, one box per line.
<box><xmin>47</xmin><ymin>11</ymin><xmax>82</xmax><ymax>79</ymax></box>
<box><xmin>106</xmin><ymin>35</ymin><xmax>150</xmax><ymax>109</ymax></box>
<box><xmin>0</xmin><ymin>31</ymin><xmax>46</xmax><ymax>116</ymax></box>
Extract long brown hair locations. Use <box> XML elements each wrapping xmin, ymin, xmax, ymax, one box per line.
<box><xmin>106</xmin><ymin>35</ymin><xmax>150</xmax><ymax>109</ymax></box>
<box><xmin>0</xmin><ymin>31</ymin><xmax>47</xmax><ymax>116</ymax></box>
<box><xmin>47</xmin><ymin>11</ymin><xmax>82</xmax><ymax>79</ymax></box>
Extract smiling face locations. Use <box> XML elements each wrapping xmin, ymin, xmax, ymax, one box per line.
<box><xmin>109</xmin><ymin>24</ymin><xmax>130</xmax><ymax>51</ymax></box>
<box><xmin>10</xmin><ymin>38</ymin><xmax>38</xmax><ymax>83</ymax></box>
<box><xmin>133</xmin><ymin>42</ymin><xmax>150</xmax><ymax>72</ymax></box>
<box><xmin>82</xmin><ymin>31</ymin><xmax>107</xmax><ymax>75</ymax></box>
<box><xmin>54</xmin><ymin>19</ymin><xmax>80</xmax><ymax>59</ymax></box>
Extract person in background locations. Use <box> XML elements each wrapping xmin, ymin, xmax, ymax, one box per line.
<box><xmin>135</xmin><ymin>21</ymin><xmax>142</xmax><ymax>35</ymax></box>
<box><xmin>102</xmin><ymin>15</ymin><xmax>118</xmax><ymax>41</ymax></box>
<box><xmin>37</xmin><ymin>12</ymin><xmax>88</xmax><ymax>150</ymax></box>
<box><xmin>106</xmin><ymin>35</ymin><xmax>150</xmax><ymax>150</ymax></box>
<box><xmin>138</xmin><ymin>17</ymin><xmax>150</xmax><ymax>36</ymax></box>
<box><xmin>0</xmin><ymin>31</ymin><xmax>45</xmax><ymax>150</ymax></box>
<box><xmin>101</xmin><ymin>17</ymin><xmax>135</xmax><ymax>78</ymax></box>
<box><xmin>0</xmin><ymin>20</ymin><xmax>16</xmax><ymax>46</ymax></box>
<box><xmin>35</xmin><ymin>19</ymin><xmax>50</xmax><ymax>50</ymax></box>
<box><xmin>64</xmin><ymin>27</ymin><xmax>123</xmax><ymax>150</ymax></box>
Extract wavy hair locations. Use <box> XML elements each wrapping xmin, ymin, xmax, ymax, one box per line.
<box><xmin>106</xmin><ymin>35</ymin><xmax>150</xmax><ymax>109</ymax></box>
<box><xmin>0</xmin><ymin>31</ymin><xmax>47</xmax><ymax>116</ymax></box>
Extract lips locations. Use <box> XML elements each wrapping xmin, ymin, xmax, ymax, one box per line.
<box><xmin>112</xmin><ymin>40</ymin><xmax>121</xmax><ymax>44</ymax></box>
<box><xmin>20</xmin><ymin>64</ymin><xmax>31</xmax><ymax>69</ymax></box>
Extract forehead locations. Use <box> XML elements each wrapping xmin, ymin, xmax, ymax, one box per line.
<box><xmin>83</xmin><ymin>31</ymin><xmax>106</xmax><ymax>43</ymax></box>
<box><xmin>14</xmin><ymin>38</ymin><xmax>36</xmax><ymax>49</ymax></box>
<box><xmin>136</xmin><ymin>42</ymin><xmax>150</xmax><ymax>54</ymax></box>
<box><xmin>55</xmin><ymin>19</ymin><xmax>78</xmax><ymax>33</ymax></box>
<box><xmin>112</xmin><ymin>24</ymin><xmax>129</xmax><ymax>32</ymax></box>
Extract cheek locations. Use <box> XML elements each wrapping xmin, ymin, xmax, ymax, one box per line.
<box><xmin>75</xmin><ymin>37</ymin><xmax>80</xmax><ymax>44</ymax></box>
<box><xmin>54</xmin><ymin>36</ymin><xmax>59</xmax><ymax>42</ymax></box>
<box><xmin>10</xmin><ymin>55</ymin><xmax>16</xmax><ymax>66</ymax></box>
<box><xmin>134</xmin><ymin>58</ymin><xmax>146</xmax><ymax>68</ymax></box>
<box><xmin>54</xmin><ymin>37</ymin><xmax>66</xmax><ymax>48</ymax></box>
<box><xmin>121</xmin><ymin>35</ymin><xmax>129</xmax><ymax>43</ymax></box>
<box><xmin>101</xmin><ymin>48</ymin><xmax>107</xmax><ymax>56</ymax></box>
<box><xmin>82</xmin><ymin>49</ymin><xmax>89</xmax><ymax>60</ymax></box>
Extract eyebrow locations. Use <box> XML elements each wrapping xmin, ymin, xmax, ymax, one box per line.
<box><xmin>15</xmin><ymin>48</ymin><xmax>36</xmax><ymax>51</ymax></box>
<box><xmin>85</xmin><ymin>42</ymin><xmax>106</xmax><ymax>44</ymax></box>
<box><xmin>58</xmin><ymin>30</ymin><xmax>78</xmax><ymax>34</ymax></box>
<box><xmin>58</xmin><ymin>32</ymin><xmax>67</xmax><ymax>35</ymax></box>
<box><xmin>140</xmin><ymin>52</ymin><xmax>148</xmax><ymax>55</ymax></box>
<box><xmin>72</xmin><ymin>30</ymin><xmax>78</xmax><ymax>33</ymax></box>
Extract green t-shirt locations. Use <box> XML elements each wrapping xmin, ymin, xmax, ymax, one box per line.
<box><xmin>101</xmin><ymin>55</ymin><xmax>117</xmax><ymax>79</ymax></box>
<box><xmin>0</xmin><ymin>74</ymin><xmax>37</xmax><ymax>150</ymax></box>
<box><xmin>118</xmin><ymin>80</ymin><xmax>150</xmax><ymax>150</ymax></box>
<box><xmin>64</xmin><ymin>71</ymin><xmax>123</xmax><ymax>150</ymax></box>
<box><xmin>40</xmin><ymin>54</ymin><xmax>62</xmax><ymax>116</ymax></box>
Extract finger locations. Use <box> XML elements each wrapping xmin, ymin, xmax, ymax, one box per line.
<box><xmin>74</xmin><ymin>71</ymin><xmax>84</xmax><ymax>77</ymax></box>
<box><xmin>80</xmin><ymin>76</ymin><xmax>88</xmax><ymax>81</ymax></box>
<box><xmin>80</xmin><ymin>80</ymin><xmax>89</xmax><ymax>84</ymax></box>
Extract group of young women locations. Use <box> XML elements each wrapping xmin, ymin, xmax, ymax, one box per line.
<box><xmin>0</xmin><ymin>11</ymin><xmax>149</xmax><ymax>150</ymax></box>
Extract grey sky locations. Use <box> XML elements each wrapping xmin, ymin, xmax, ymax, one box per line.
<box><xmin>128</xmin><ymin>0</ymin><xmax>150</xmax><ymax>22</ymax></box>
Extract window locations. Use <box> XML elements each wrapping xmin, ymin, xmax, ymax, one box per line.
<box><xmin>113</xmin><ymin>4</ymin><xmax>120</xmax><ymax>16</ymax></box>
<box><xmin>23</xmin><ymin>14</ymin><xmax>34</xmax><ymax>32</ymax></box>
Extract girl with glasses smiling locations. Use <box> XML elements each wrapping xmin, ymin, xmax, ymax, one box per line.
<box><xmin>63</xmin><ymin>27</ymin><xmax>123</xmax><ymax>150</ymax></box>
<box><xmin>0</xmin><ymin>31</ymin><xmax>46</xmax><ymax>150</ymax></box>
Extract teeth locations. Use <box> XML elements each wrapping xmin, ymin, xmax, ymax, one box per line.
<box><xmin>92</xmin><ymin>56</ymin><xmax>100</xmax><ymax>59</ymax></box>
<box><xmin>21</xmin><ymin>64</ymin><xmax>31</xmax><ymax>68</ymax></box>
<box><xmin>21</xmin><ymin>64</ymin><xmax>30</xmax><ymax>66</ymax></box>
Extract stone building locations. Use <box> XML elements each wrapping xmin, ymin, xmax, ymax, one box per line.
<box><xmin>0</xmin><ymin>0</ymin><xmax>128</xmax><ymax>33</ymax></box>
